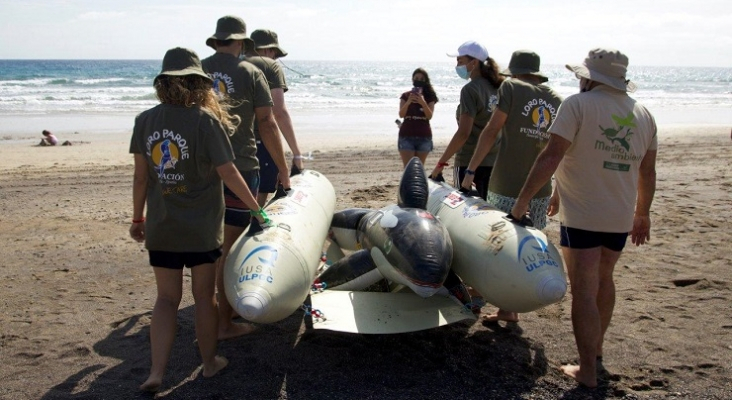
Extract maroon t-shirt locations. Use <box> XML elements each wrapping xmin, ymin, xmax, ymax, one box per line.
<box><xmin>398</xmin><ymin>91</ymin><xmax>437</xmax><ymax>139</ymax></box>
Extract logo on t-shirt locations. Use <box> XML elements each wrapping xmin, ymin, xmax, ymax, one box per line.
<box><xmin>595</xmin><ymin>112</ymin><xmax>643</xmax><ymax>169</ymax></box>
<box><xmin>208</xmin><ymin>71</ymin><xmax>235</xmax><ymax>96</ymax></box>
<box><xmin>146</xmin><ymin>129</ymin><xmax>189</xmax><ymax>185</ymax></box>
<box><xmin>520</xmin><ymin>98</ymin><xmax>557</xmax><ymax>139</ymax></box>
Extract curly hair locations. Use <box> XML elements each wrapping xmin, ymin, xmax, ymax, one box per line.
<box><xmin>154</xmin><ymin>75</ymin><xmax>241</xmax><ymax>135</ymax></box>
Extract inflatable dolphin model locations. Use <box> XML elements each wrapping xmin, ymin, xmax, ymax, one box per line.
<box><xmin>426</xmin><ymin>179</ymin><xmax>567</xmax><ymax>313</ymax></box>
<box><xmin>320</xmin><ymin>157</ymin><xmax>452</xmax><ymax>298</ymax></box>
<box><xmin>223</xmin><ymin>169</ymin><xmax>336</xmax><ymax>324</ymax></box>
<box><xmin>309</xmin><ymin>158</ymin><xmax>474</xmax><ymax>333</ymax></box>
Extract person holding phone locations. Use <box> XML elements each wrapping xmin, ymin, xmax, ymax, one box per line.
<box><xmin>397</xmin><ymin>68</ymin><xmax>438</xmax><ymax>166</ymax></box>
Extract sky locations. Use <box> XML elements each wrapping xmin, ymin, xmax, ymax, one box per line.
<box><xmin>0</xmin><ymin>0</ymin><xmax>731</xmax><ymax>67</ymax></box>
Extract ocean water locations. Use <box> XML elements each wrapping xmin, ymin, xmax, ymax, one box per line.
<box><xmin>0</xmin><ymin>59</ymin><xmax>730</xmax><ymax>134</ymax></box>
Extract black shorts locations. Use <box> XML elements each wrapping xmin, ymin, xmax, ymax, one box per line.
<box><xmin>256</xmin><ymin>141</ymin><xmax>278</xmax><ymax>193</ymax></box>
<box><xmin>560</xmin><ymin>225</ymin><xmax>628</xmax><ymax>252</ymax></box>
<box><xmin>454</xmin><ymin>166</ymin><xmax>492</xmax><ymax>201</ymax></box>
<box><xmin>149</xmin><ymin>248</ymin><xmax>223</xmax><ymax>269</ymax></box>
<box><xmin>224</xmin><ymin>169</ymin><xmax>259</xmax><ymax>227</ymax></box>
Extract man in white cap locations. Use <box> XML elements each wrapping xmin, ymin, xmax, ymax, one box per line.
<box><xmin>510</xmin><ymin>48</ymin><xmax>658</xmax><ymax>388</ymax></box>
<box><xmin>201</xmin><ymin>15</ymin><xmax>291</xmax><ymax>340</ymax></box>
<box><xmin>244</xmin><ymin>29</ymin><xmax>304</xmax><ymax>206</ymax></box>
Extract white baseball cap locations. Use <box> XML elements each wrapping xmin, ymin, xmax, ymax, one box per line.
<box><xmin>447</xmin><ymin>41</ymin><xmax>489</xmax><ymax>61</ymax></box>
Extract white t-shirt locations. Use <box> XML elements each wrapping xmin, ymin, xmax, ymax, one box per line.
<box><xmin>549</xmin><ymin>85</ymin><xmax>658</xmax><ymax>233</ymax></box>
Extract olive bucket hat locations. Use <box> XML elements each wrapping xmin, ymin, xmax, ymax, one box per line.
<box><xmin>251</xmin><ymin>29</ymin><xmax>288</xmax><ymax>58</ymax></box>
<box><xmin>501</xmin><ymin>50</ymin><xmax>548</xmax><ymax>83</ymax></box>
<box><xmin>154</xmin><ymin>47</ymin><xmax>211</xmax><ymax>83</ymax></box>
<box><xmin>566</xmin><ymin>48</ymin><xmax>637</xmax><ymax>92</ymax></box>
<box><xmin>205</xmin><ymin>15</ymin><xmax>255</xmax><ymax>52</ymax></box>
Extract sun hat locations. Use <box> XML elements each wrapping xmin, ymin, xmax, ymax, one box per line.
<box><xmin>500</xmin><ymin>50</ymin><xmax>548</xmax><ymax>83</ymax></box>
<box><xmin>155</xmin><ymin>47</ymin><xmax>212</xmax><ymax>83</ymax></box>
<box><xmin>205</xmin><ymin>15</ymin><xmax>255</xmax><ymax>52</ymax></box>
<box><xmin>566</xmin><ymin>48</ymin><xmax>636</xmax><ymax>92</ymax></box>
<box><xmin>446</xmin><ymin>41</ymin><xmax>489</xmax><ymax>61</ymax></box>
<box><xmin>251</xmin><ymin>29</ymin><xmax>288</xmax><ymax>58</ymax></box>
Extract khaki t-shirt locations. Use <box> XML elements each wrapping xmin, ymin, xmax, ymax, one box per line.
<box><xmin>245</xmin><ymin>56</ymin><xmax>287</xmax><ymax>141</ymax></box>
<box><xmin>202</xmin><ymin>52</ymin><xmax>273</xmax><ymax>171</ymax></box>
<box><xmin>549</xmin><ymin>85</ymin><xmax>658</xmax><ymax>233</ymax></box>
<box><xmin>129</xmin><ymin>104</ymin><xmax>235</xmax><ymax>252</ymax></box>
<box><xmin>490</xmin><ymin>79</ymin><xmax>562</xmax><ymax>198</ymax></box>
<box><xmin>455</xmin><ymin>77</ymin><xmax>499</xmax><ymax>167</ymax></box>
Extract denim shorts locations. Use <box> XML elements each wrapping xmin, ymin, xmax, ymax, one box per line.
<box><xmin>560</xmin><ymin>225</ymin><xmax>628</xmax><ymax>252</ymax></box>
<box><xmin>149</xmin><ymin>248</ymin><xmax>222</xmax><ymax>269</ymax></box>
<box><xmin>398</xmin><ymin>136</ymin><xmax>433</xmax><ymax>152</ymax></box>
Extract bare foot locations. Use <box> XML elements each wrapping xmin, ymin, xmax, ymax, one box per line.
<box><xmin>482</xmin><ymin>309</ymin><xmax>519</xmax><ymax>323</ymax></box>
<box><xmin>218</xmin><ymin>322</ymin><xmax>258</xmax><ymax>341</ymax></box>
<box><xmin>139</xmin><ymin>377</ymin><xmax>162</xmax><ymax>393</ymax></box>
<box><xmin>560</xmin><ymin>364</ymin><xmax>597</xmax><ymax>388</ymax></box>
<box><xmin>202</xmin><ymin>355</ymin><xmax>229</xmax><ymax>378</ymax></box>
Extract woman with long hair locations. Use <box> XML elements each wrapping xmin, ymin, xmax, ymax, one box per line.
<box><xmin>397</xmin><ymin>67</ymin><xmax>439</xmax><ymax>166</ymax></box>
<box><xmin>129</xmin><ymin>47</ymin><xmax>268</xmax><ymax>393</ymax></box>
<box><xmin>430</xmin><ymin>41</ymin><xmax>504</xmax><ymax>200</ymax></box>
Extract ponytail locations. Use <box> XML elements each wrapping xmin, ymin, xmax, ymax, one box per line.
<box><xmin>478</xmin><ymin>57</ymin><xmax>504</xmax><ymax>89</ymax></box>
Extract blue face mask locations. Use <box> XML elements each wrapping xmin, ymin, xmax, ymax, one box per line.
<box><xmin>455</xmin><ymin>65</ymin><xmax>470</xmax><ymax>80</ymax></box>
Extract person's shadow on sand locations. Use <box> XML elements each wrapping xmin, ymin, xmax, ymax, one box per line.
<box><xmin>40</xmin><ymin>301</ymin><xmax>561</xmax><ymax>399</ymax></box>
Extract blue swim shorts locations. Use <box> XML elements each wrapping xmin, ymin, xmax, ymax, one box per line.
<box><xmin>224</xmin><ymin>169</ymin><xmax>259</xmax><ymax>227</ymax></box>
<box><xmin>560</xmin><ymin>225</ymin><xmax>628</xmax><ymax>252</ymax></box>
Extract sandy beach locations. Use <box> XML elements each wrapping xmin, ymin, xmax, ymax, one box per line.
<box><xmin>0</xmin><ymin>124</ymin><xmax>730</xmax><ymax>399</ymax></box>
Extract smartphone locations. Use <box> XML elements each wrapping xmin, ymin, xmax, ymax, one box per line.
<box><xmin>411</xmin><ymin>87</ymin><xmax>423</xmax><ymax>95</ymax></box>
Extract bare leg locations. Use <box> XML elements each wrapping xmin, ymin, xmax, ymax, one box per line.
<box><xmin>216</xmin><ymin>224</ymin><xmax>257</xmax><ymax>340</ymax></box>
<box><xmin>256</xmin><ymin>192</ymin><xmax>270</xmax><ymax>208</ymax></box>
<box><xmin>596</xmin><ymin>247</ymin><xmax>621</xmax><ymax>358</ymax></box>
<box><xmin>191</xmin><ymin>262</ymin><xmax>228</xmax><ymax>377</ymax></box>
<box><xmin>415</xmin><ymin>151</ymin><xmax>429</xmax><ymax>166</ymax></box>
<box><xmin>399</xmin><ymin>150</ymin><xmax>416</xmax><ymax>167</ymax></box>
<box><xmin>560</xmin><ymin>246</ymin><xmax>602</xmax><ymax>388</ymax></box>
<box><xmin>140</xmin><ymin>267</ymin><xmax>183</xmax><ymax>392</ymax></box>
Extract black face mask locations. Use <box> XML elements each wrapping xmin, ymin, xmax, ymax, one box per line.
<box><xmin>412</xmin><ymin>80</ymin><xmax>426</xmax><ymax>88</ymax></box>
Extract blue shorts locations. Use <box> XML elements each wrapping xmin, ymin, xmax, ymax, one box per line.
<box><xmin>224</xmin><ymin>169</ymin><xmax>259</xmax><ymax>227</ymax></box>
<box><xmin>149</xmin><ymin>248</ymin><xmax>222</xmax><ymax>269</ymax></box>
<box><xmin>560</xmin><ymin>225</ymin><xmax>628</xmax><ymax>252</ymax></box>
<box><xmin>398</xmin><ymin>136</ymin><xmax>433</xmax><ymax>153</ymax></box>
<box><xmin>256</xmin><ymin>141</ymin><xmax>278</xmax><ymax>193</ymax></box>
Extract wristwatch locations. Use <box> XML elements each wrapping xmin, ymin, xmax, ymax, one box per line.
<box><xmin>464</xmin><ymin>169</ymin><xmax>475</xmax><ymax>176</ymax></box>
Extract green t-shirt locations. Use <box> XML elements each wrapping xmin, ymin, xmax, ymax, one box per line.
<box><xmin>489</xmin><ymin>79</ymin><xmax>563</xmax><ymax>198</ymax></box>
<box><xmin>129</xmin><ymin>104</ymin><xmax>235</xmax><ymax>252</ymax></box>
<box><xmin>202</xmin><ymin>52</ymin><xmax>273</xmax><ymax>171</ymax></box>
<box><xmin>456</xmin><ymin>77</ymin><xmax>499</xmax><ymax>167</ymax></box>
<box><xmin>244</xmin><ymin>55</ymin><xmax>288</xmax><ymax>140</ymax></box>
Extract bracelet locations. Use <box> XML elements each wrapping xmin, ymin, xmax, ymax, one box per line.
<box><xmin>464</xmin><ymin>169</ymin><xmax>475</xmax><ymax>176</ymax></box>
<box><xmin>437</xmin><ymin>161</ymin><xmax>449</xmax><ymax>167</ymax></box>
<box><xmin>293</xmin><ymin>155</ymin><xmax>304</xmax><ymax>159</ymax></box>
<box><xmin>132</xmin><ymin>217</ymin><xmax>145</xmax><ymax>223</ymax></box>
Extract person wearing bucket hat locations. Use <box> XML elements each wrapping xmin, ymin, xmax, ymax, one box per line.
<box><xmin>430</xmin><ymin>40</ymin><xmax>505</xmax><ymax>201</ymax></box>
<box><xmin>509</xmin><ymin>47</ymin><xmax>658</xmax><ymax>388</ymax></box>
<box><xmin>461</xmin><ymin>49</ymin><xmax>563</xmax><ymax>324</ymax></box>
<box><xmin>130</xmin><ymin>47</ymin><xmax>270</xmax><ymax>392</ymax></box>
<box><xmin>201</xmin><ymin>16</ymin><xmax>291</xmax><ymax>341</ymax></box>
<box><xmin>244</xmin><ymin>28</ymin><xmax>305</xmax><ymax>207</ymax></box>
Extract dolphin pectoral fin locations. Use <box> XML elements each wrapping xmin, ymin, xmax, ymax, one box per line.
<box><xmin>398</xmin><ymin>157</ymin><xmax>428</xmax><ymax>210</ymax></box>
<box><xmin>317</xmin><ymin>249</ymin><xmax>382</xmax><ymax>291</ymax></box>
